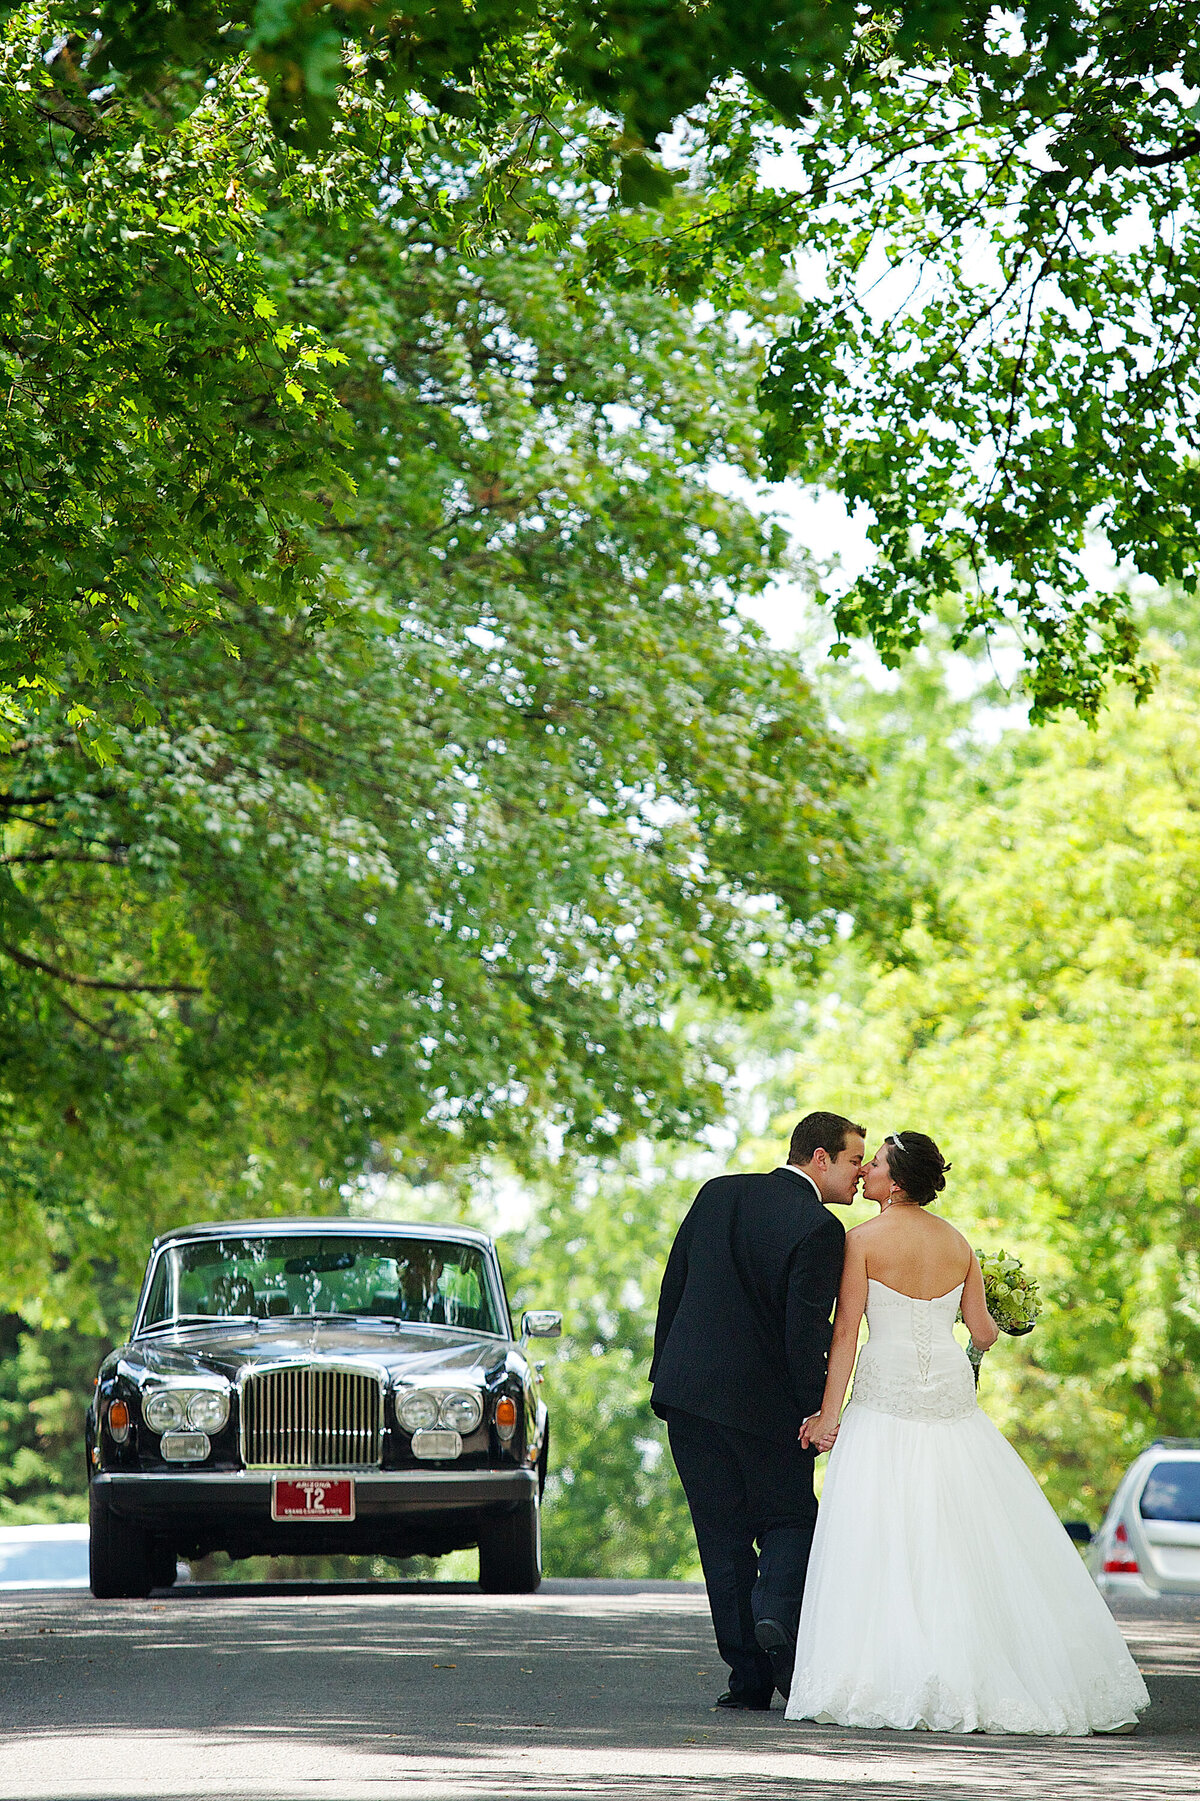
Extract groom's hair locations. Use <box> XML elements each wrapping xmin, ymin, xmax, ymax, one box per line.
<box><xmin>789</xmin><ymin>1111</ymin><xmax>866</xmax><ymax>1165</ymax></box>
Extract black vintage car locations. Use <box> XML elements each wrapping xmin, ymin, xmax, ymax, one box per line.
<box><xmin>86</xmin><ymin>1219</ymin><xmax>561</xmax><ymax>1598</ymax></box>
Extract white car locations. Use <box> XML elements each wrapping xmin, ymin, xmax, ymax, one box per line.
<box><xmin>1087</xmin><ymin>1439</ymin><xmax>1200</xmax><ymax>1597</ymax></box>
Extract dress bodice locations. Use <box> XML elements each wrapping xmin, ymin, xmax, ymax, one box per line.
<box><xmin>849</xmin><ymin>1278</ymin><xmax>977</xmax><ymax>1422</ymax></box>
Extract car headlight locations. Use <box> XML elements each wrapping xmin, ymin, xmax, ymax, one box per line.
<box><xmin>187</xmin><ymin>1390</ymin><xmax>230</xmax><ymax>1433</ymax></box>
<box><xmin>439</xmin><ymin>1390</ymin><xmax>483</xmax><ymax>1434</ymax></box>
<box><xmin>143</xmin><ymin>1390</ymin><xmax>187</xmax><ymax>1433</ymax></box>
<box><xmin>143</xmin><ymin>1386</ymin><xmax>230</xmax><ymax>1435</ymax></box>
<box><xmin>397</xmin><ymin>1389</ymin><xmax>440</xmax><ymax>1432</ymax></box>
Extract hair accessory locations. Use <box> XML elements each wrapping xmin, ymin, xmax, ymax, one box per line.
<box><xmin>887</xmin><ymin>1133</ymin><xmax>905</xmax><ymax>1150</ymax></box>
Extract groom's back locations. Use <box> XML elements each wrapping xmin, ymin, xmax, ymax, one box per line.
<box><xmin>649</xmin><ymin>1169</ymin><xmax>845</xmax><ymax>1444</ymax></box>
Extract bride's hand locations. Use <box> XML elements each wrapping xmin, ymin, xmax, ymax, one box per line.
<box><xmin>800</xmin><ymin>1411</ymin><xmax>838</xmax><ymax>1451</ymax></box>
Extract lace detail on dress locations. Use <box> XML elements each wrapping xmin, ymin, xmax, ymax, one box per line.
<box><xmin>847</xmin><ymin>1279</ymin><xmax>977</xmax><ymax>1424</ymax></box>
<box><xmin>793</xmin><ymin>1663</ymin><xmax>1148</xmax><ymax>1736</ymax></box>
<box><xmin>850</xmin><ymin>1353</ymin><xmax>978</xmax><ymax>1422</ymax></box>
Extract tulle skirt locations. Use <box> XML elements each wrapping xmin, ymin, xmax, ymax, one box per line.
<box><xmin>786</xmin><ymin>1401</ymin><xmax>1150</xmax><ymax>1735</ymax></box>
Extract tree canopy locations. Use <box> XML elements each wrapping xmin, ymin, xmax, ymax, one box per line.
<box><xmin>8</xmin><ymin>3</ymin><xmax>1200</xmax><ymax>726</ymax></box>
<box><xmin>0</xmin><ymin>166</ymin><xmax>889</xmax><ymax>1323</ymax></box>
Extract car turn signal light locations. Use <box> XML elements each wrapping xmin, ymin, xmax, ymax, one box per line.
<box><xmin>495</xmin><ymin>1397</ymin><xmax>517</xmax><ymax>1442</ymax></box>
<box><xmin>1102</xmin><ymin>1521</ymin><xmax>1140</xmax><ymax>1574</ymax></box>
<box><xmin>107</xmin><ymin>1399</ymin><xmax>131</xmax><ymax>1444</ymax></box>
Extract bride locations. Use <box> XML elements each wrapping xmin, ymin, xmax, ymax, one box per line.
<box><xmin>786</xmin><ymin>1131</ymin><xmax>1149</xmax><ymax>1736</ymax></box>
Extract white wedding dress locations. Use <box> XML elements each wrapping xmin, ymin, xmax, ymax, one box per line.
<box><xmin>786</xmin><ymin>1279</ymin><xmax>1149</xmax><ymax>1735</ymax></box>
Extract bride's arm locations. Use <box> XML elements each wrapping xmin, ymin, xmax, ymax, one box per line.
<box><xmin>800</xmin><ymin>1234</ymin><xmax>869</xmax><ymax>1450</ymax></box>
<box><xmin>960</xmin><ymin>1250</ymin><xmax>999</xmax><ymax>1351</ymax></box>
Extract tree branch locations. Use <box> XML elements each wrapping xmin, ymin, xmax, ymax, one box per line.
<box><xmin>0</xmin><ymin>942</ymin><xmax>201</xmax><ymax>995</ymax></box>
<box><xmin>53</xmin><ymin>992</ymin><xmax>130</xmax><ymax>1047</ymax></box>
<box><xmin>32</xmin><ymin>83</ymin><xmax>106</xmax><ymax>144</ymax></box>
<box><xmin>1115</xmin><ymin>132</ymin><xmax>1200</xmax><ymax>169</ymax></box>
<box><xmin>0</xmin><ymin>791</ymin><xmax>62</xmax><ymax>811</ymax></box>
<box><xmin>1</xmin><ymin>851</ymin><xmax>128</xmax><ymax>867</ymax></box>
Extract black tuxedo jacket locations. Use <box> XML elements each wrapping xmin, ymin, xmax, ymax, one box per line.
<box><xmin>649</xmin><ymin>1167</ymin><xmax>846</xmax><ymax>1444</ymax></box>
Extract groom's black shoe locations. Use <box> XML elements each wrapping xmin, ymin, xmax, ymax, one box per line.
<box><xmin>714</xmin><ymin>1688</ymin><xmax>774</xmax><ymax>1711</ymax></box>
<box><xmin>754</xmin><ymin>1618</ymin><xmax>796</xmax><ymax>1700</ymax></box>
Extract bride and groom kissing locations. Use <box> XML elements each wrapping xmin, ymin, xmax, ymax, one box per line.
<box><xmin>649</xmin><ymin>1110</ymin><xmax>1148</xmax><ymax>1735</ymax></box>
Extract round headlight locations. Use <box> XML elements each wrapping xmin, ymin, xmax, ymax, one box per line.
<box><xmin>397</xmin><ymin>1389</ymin><xmax>440</xmax><ymax>1432</ymax></box>
<box><xmin>187</xmin><ymin>1390</ymin><xmax>229</xmax><ymax>1433</ymax></box>
<box><xmin>143</xmin><ymin>1390</ymin><xmax>186</xmax><ymax>1433</ymax></box>
<box><xmin>439</xmin><ymin>1391</ymin><xmax>483</xmax><ymax>1434</ymax></box>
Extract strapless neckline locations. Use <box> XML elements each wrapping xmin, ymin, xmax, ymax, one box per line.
<box><xmin>867</xmin><ymin>1276</ymin><xmax>964</xmax><ymax>1303</ymax></box>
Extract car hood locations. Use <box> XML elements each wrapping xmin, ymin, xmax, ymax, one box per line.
<box><xmin>113</xmin><ymin>1320</ymin><xmax>515</xmax><ymax>1386</ymax></box>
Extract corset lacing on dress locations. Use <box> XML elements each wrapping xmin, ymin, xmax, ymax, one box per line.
<box><xmin>849</xmin><ymin>1279</ymin><xmax>977</xmax><ymax>1423</ymax></box>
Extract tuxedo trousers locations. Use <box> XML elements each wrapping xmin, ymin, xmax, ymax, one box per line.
<box><xmin>664</xmin><ymin>1407</ymin><xmax>819</xmax><ymax>1699</ymax></box>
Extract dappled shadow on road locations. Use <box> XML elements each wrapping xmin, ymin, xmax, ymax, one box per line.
<box><xmin>0</xmin><ymin>1729</ymin><xmax>1191</xmax><ymax>1801</ymax></box>
<box><xmin>0</xmin><ymin>1586</ymin><xmax>1196</xmax><ymax>1799</ymax></box>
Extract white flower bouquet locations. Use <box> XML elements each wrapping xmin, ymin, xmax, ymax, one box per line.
<box><xmin>967</xmin><ymin>1249</ymin><xmax>1041</xmax><ymax>1386</ymax></box>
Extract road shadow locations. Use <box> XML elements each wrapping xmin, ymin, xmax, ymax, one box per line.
<box><xmin>0</xmin><ymin>1586</ymin><xmax>1195</xmax><ymax>1800</ymax></box>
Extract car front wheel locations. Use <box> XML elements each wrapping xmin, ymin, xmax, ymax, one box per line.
<box><xmin>478</xmin><ymin>1491</ymin><xmax>541</xmax><ymax>1594</ymax></box>
<box><xmin>89</xmin><ymin>1481</ymin><xmax>155</xmax><ymax>1599</ymax></box>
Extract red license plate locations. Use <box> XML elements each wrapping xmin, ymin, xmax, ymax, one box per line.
<box><xmin>271</xmin><ymin>1477</ymin><xmax>355</xmax><ymax>1521</ymax></box>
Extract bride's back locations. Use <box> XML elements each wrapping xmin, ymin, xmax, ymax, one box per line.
<box><xmin>856</xmin><ymin>1207</ymin><xmax>972</xmax><ymax>1300</ymax></box>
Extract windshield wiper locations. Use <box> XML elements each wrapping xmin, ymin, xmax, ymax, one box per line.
<box><xmin>141</xmin><ymin>1313</ymin><xmax>259</xmax><ymax>1334</ymax></box>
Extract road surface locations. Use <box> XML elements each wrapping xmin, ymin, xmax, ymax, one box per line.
<box><xmin>1</xmin><ymin>1580</ymin><xmax>1195</xmax><ymax>1800</ymax></box>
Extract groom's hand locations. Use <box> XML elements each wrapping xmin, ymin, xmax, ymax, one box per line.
<box><xmin>800</xmin><ymin>1412</ymin><xmax>838</xmax><ymax>1452</ymax></box>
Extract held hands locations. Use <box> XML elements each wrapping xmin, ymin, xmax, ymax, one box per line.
<box><xmin>800</xmin><ymin>1411</ymin><xmax>839</xmax><ymax>1453</ymax></box>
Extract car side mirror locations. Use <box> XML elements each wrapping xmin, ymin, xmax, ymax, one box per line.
<box><xmin>521</xmin><ymin>1310</ymin><xmax>562</xmax><ymax>1340</ymax></box>
<box><xmin>1062</xmin><ymin>1519</ymin><xmax>1092</xmax><ymax>1545</ymax></box>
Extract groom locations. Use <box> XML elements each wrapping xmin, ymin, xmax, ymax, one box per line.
<box><xmin>650</xmin><ymin>1111</ymin><xmax>864</xmax><ymax>1709</ymax></box>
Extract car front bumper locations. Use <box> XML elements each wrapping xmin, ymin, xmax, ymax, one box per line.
<box><xmin>95</xmin><ymin>1466</ymin><xmax>536</xmax><ymax>1530</ymax></box>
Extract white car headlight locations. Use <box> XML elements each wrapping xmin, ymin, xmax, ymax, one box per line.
<box><xmin>439</xmin><ymin>1391</ymin><xmax>483</xmax><ymax>1434</ymax></box>
<box><xmin>187</xmin><ymin>1390</ymin><xmax>230</xmax><ymax>1433</ymax></box>
<box><xmin>143</xmin><ymin>1390</ymin><xmax>187</xmax><ymax>1433</ymax></box>
<box><xmin>143</xmin><ymin>1386</ymin><xmax>229</xmax><ymax>1434</ymax></box>
<box><xmin>397</xmin><ymin>1389</ymin><xmax>440</xmax><ymax>1432</ymax></box>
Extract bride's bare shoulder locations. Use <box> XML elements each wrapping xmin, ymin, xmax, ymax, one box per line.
<box><xmin>931</xmin><ymin>1216</ymin><xmax>973</xmax><ymax>1252</ymax></box>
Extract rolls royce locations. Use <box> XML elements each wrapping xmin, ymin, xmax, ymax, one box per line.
<box><xmin>86</xmin><ymin>1220</ymin><xmax>560</xmax><ymax>1596</ymax></box>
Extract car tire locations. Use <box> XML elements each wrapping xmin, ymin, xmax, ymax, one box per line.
<box><xmin>150</xmin><ymin>1538</ymin><xmax>178</xmax><ymax>1590</ymax></box>
<box><xmin>478</xmin><ymin>1491</ymin><xmax>542</xmax><ymax>1594</ymax></box>
<box><xmin>89</xmin><ymin>1481</ymin><xmax>155</xmax><ymax>1599</ymax></box>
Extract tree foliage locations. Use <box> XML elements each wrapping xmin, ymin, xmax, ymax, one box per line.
<box><xmin>503</xmin><ymin>1155</ymin><xmax>703</xmax><ymax>1578</ymax></box>
<box><xmin>0</xmin><ymin>171</ymin><xmax>887</xmax><ymax>1319</ymax></box>
<box><xmin>8</xmin><ymin>6</ymin><xmax>1200</xmax><ymax>732</ymax></box>
<box><xmin>591</xmin><ymin>4</ymin><xmax>1200</xmax><ymax>719</ymax></box>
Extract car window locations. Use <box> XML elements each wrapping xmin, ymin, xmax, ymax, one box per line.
<box><xmin>1139</xmin><ymin>1460</ymin><xmax>1200</xmax><ymax>1523</ymax></box>
<box><xmin>142</xmin><ymin>1237</ymin><xmax>501</xmax><ymax>1334</ymax></box>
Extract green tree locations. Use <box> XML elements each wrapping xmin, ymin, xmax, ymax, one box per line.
<box><xmin>0</xmin><ymin>179</ymin><xmax>889</xmax><ymax>1322</ymax></box>
<box><xmin>503</xmin><ymin>1154</ymin><xmax>705</xmax><ymax>1577</ymax></box>
<box><xmin>10</xmin><ymin>6</ymin><xmax>1200</xmax><ymax>733</ymax></box>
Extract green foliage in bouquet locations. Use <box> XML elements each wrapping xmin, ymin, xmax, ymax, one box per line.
<box><xmin>977</xmin><ymin>1251</ymin><xmax>1041</xmax><ymax>1337</ymax></box>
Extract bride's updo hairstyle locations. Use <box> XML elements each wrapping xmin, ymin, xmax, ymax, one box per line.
<box><xmin>885</xmin><ymin>1131</ymin><xmax>951</xmax><ymax>1206</ymax></box>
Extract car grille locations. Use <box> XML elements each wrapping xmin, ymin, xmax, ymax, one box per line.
<box><xmin>240</xmin><ymin>1366</ymin><xmax>383</xmax><ymax>1469</ymax></box>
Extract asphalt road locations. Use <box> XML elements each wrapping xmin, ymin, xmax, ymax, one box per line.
<box><xmin>1</xmin><ymin>1580</ymin><xmax>1196</xmax><ymax>1801</ymax></box>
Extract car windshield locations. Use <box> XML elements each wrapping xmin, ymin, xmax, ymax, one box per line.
<box><xmin>141</xmin><ymin>1235</ymin><xmax>503</xmax><ymax>1335</ymax></box>
<box><xmin>1139</xmin><ymin>1460</ymin><xmax>1200</xmax><ymax>1524</ymax></box>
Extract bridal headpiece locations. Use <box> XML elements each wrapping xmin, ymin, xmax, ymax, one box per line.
<box><xmin>886</xmin><ymin>1131</ymin><xmax>951</xmax><ymax>1175</ymax></box>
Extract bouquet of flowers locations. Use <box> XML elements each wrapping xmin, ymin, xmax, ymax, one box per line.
<box><xmin>967</xmin><ymin>1250</ymin><xmax>1041</xmax><ymax>1386</ymax></box>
